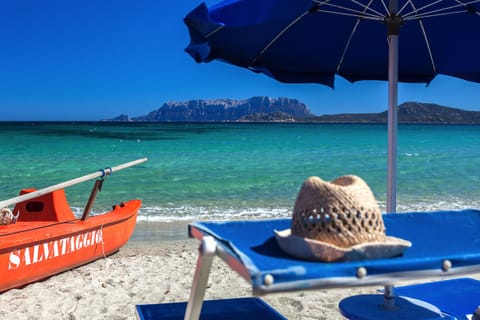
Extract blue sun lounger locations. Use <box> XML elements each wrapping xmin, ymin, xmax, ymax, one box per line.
<box><xmin>339</xmin><ymin>277</ymin><xmax>480</xmax><ymax>319</ymax></box>
<box><xmin>394</xmin><ymin>278</ymin><xmax>480</xmax><ymax>319</ymax></box>
<box><xmin>136</xmin><ymin>209</ymin><xmax>480</xmax><ymax>320</ymax></box>
<box><xmin>136</xmin><ymin>297</ymin><xmax>287</xmax><ymax>320</ymax></box>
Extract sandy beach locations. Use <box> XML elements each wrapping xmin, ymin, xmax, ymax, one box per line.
<box><xmin>0</xmin><ymin>222</ymin><xmax>477</xmax><ymax>320</ymax></box>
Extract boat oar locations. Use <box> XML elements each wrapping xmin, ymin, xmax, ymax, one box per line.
<box><xmin>0</xmin><ymin>157</ymin><xmax>148</xmax><ymax>208</ymax></box>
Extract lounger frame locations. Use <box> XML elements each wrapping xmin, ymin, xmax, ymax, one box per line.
<box><xmin>184</xmin><ymin>210</ymin><xmax>480</xmax><ymax>319</ymax></box>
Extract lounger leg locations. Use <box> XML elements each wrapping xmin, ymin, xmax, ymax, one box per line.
<box><xmin>184</xmin><ymin>236</ymin><xmax>217</xmax><ymax>320</ymax></box>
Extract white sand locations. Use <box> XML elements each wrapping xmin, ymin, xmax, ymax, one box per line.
<box><xmin>1</xmin><ymin>222</ymin><xmax>478</xmax><ymax>319</ymax></box>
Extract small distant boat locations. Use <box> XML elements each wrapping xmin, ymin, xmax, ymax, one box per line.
<box><xmin>0</xmin><ymin>158</ymin><xmax>147</xmax><ymax>293</ymax></box>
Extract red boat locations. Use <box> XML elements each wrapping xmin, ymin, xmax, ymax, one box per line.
<box><xmin>0</xmin><ymin>158</ymin><xmax>146</xmax><ymax>293</ymax></box>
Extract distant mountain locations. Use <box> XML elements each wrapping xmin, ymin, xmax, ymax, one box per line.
<box><xmin>108</xmin><ymin>114</ymin><xmax>132</xmax><ymax>122</ymax></box>
<box><xmin>105</xmin><ymin>100</ymin><xmax>480</xmax><ymax>124</ymax></box>
<box><xmin>397</xmin><ymin>102</ymin><xmax>480</xmax><ymax>123</ymax></box>
<box><xmin>310</xmin><ymin>102</ymin><xmax>480</xmax><ymax>124</ymax></box>
<box><xmin>128</xmin><ymin>97</ymin><xmax>313</xmax><ymax>122</ymax></box>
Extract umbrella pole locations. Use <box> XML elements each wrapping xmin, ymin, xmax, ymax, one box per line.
<box><xmin>387</xmin><ymin>0</ymin><xmax>399</xmax><ymax>213</ymax></box>
<box><xmin>387</xmin><ymin>34</ymin><xmax>398</xmax><ymax>214</ymax></box>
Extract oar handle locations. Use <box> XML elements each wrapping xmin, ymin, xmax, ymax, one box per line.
<box><xmin>0</xmin><ymin>157</ymin><xmax>148</xmax><ymax>208</ymax></box>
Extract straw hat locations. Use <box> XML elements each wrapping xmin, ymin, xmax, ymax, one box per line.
<box><xmin>275</xmin><ymin>175</ymin><xmax>411</xmax><ymax>262</ymax></box>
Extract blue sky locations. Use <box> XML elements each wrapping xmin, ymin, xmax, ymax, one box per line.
<box><xmin>1</xmin><ymin>0</ymin><xmax>479</xmax><ymax>121</ymax></box>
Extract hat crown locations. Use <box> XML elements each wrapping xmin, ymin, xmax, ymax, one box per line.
<box><xmin>291</xmin><ymin>175</ymin><xmax>386</xmax><ymax>248</ymax></box>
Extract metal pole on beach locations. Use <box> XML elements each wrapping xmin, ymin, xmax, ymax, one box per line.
<box><xmin>387</xmin><ymin>0</ymin><xmax>399</xmax><ymax>214</ymax></box>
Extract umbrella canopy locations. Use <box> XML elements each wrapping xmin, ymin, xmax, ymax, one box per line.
<box><xmin>184</xmin><ymin>0</ymin><xmax>480</xmax><ymax>212</ymax></box>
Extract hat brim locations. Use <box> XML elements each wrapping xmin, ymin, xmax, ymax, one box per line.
<box><xmin>274</xmin><ymin>229</ymin><xmax>412</xmax><ymax>262</ymax></box>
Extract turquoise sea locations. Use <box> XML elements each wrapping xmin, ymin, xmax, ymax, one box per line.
<box><xmin>1</xmin><ymin>122</ymin><xmax>480</xmax><ymax>225</ymax></box>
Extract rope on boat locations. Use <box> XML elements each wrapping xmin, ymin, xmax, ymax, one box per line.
<box><xmin>100</xmin><ymin>224</ymin><xmax>107</xmax><ymax>259</ymax></box>
<box><xmin>0</xmin><ymin>208</ymin><xmax>19</xmax><ymax>225</ymax></box>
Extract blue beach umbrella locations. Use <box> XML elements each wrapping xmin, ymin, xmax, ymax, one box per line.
<box><xmin>183</xmin><ymin>0</ymin><xmax>480</xmax><ymax>213</ymax></box>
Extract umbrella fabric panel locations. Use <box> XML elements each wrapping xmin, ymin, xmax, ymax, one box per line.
<box><xmin>185</xmin><ymin>0</ymin><xmax>314</xmax><ymax>66</ymax></box>
<box><xmin>185</xmin><ymin>0</ymin><xmax>480</xmax><ymax>86</ymax></box>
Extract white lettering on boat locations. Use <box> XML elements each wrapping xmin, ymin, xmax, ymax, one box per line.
<box><xmin>7</xmin><ymin>229</ymin><xmax>103</xmax><ymax>270</ymax></box>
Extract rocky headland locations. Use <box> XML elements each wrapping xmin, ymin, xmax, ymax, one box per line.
<box><xmin>107</xmin><ymin>98</ymin><xmax>480</xmax><ymax>124</ymax></box>
<box><xmin>110</xmin><ymin>97</ymin><xmax>312</xmax><ymax>122</ymax></box>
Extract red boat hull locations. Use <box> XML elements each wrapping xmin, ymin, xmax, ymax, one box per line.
<box><xmin>0</xmin><ymin>189</ymin><xmax>140</xmax><ymax>292</ymax></box>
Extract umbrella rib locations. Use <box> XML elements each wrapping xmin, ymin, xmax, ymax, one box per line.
<box><xmin>336</xmin><ymin>18</ymin><xmax>362</xmax><ymax>73</ymax></box>
<box><xmin>397</xmin><ymin>0</ymin><xmax>412</xmax><ymax>15</ymax></box>
<box><xmin>407</xmin><ymin>9</ymin><xmax>474</xmax><ymax>20</ymax></box>
<box><xmin>398</xmin><ymin>0</ymin><xmax>443</xmax><ymax>16</ymax></box>
<box><xmin>402</xmin><ymin>0</ymin><xmax>480</xmax><ymax>20</ymax></box>
<box><xmin>336</xmin><ymin>0</ymin><xmax>376</xmax><ymax>73</ymax></box>
<box><xmin>316</xmin><ymin>9</ymin><xmax>381</xmax><ymax>20</ymax></box>
<box><xmin>417</xmin><ymin>22</ymin><xmax>437</xmax><ymax>75</ymax></box>
<box><xmin>313</xmin><ymin>0</ymin><xmax>384</xmax><ymax>19</ymax></box>
<box><xmin>204</xmin><ymin>25</ymin><xmax>225</xmax><ymax>39</ymax></box>
<box><xmin>455</xmin><ymin>0</ymin><xmax>480</xmax><ymax>15</ymax></box>
<box><xmin>350</xmin><ymin>0</ymin><xmax>386</xmax><ymax>16</ymax></box>
<box><xmin>379</xmin><ymin>0</ymin><xmax>390</xmax><ymax>14</ymax></box>
<box><xmin>455</xmin><ymin>0</ymin><xmax>480</xmax><ymax>7</ymax></box>
<box><xmin>351</xmin><ymin>0</ymin><xmax>388</xmax><ymax>16</ymax></box>
<box><xmin>406</xmin><ymin>1</ymin><xmax>438</xmax><ymax>76</ymax></box>
<box><xmin>249</xmin><ymin>10</ymin><xmax>311</xmax><ymax>66</ymax></box>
